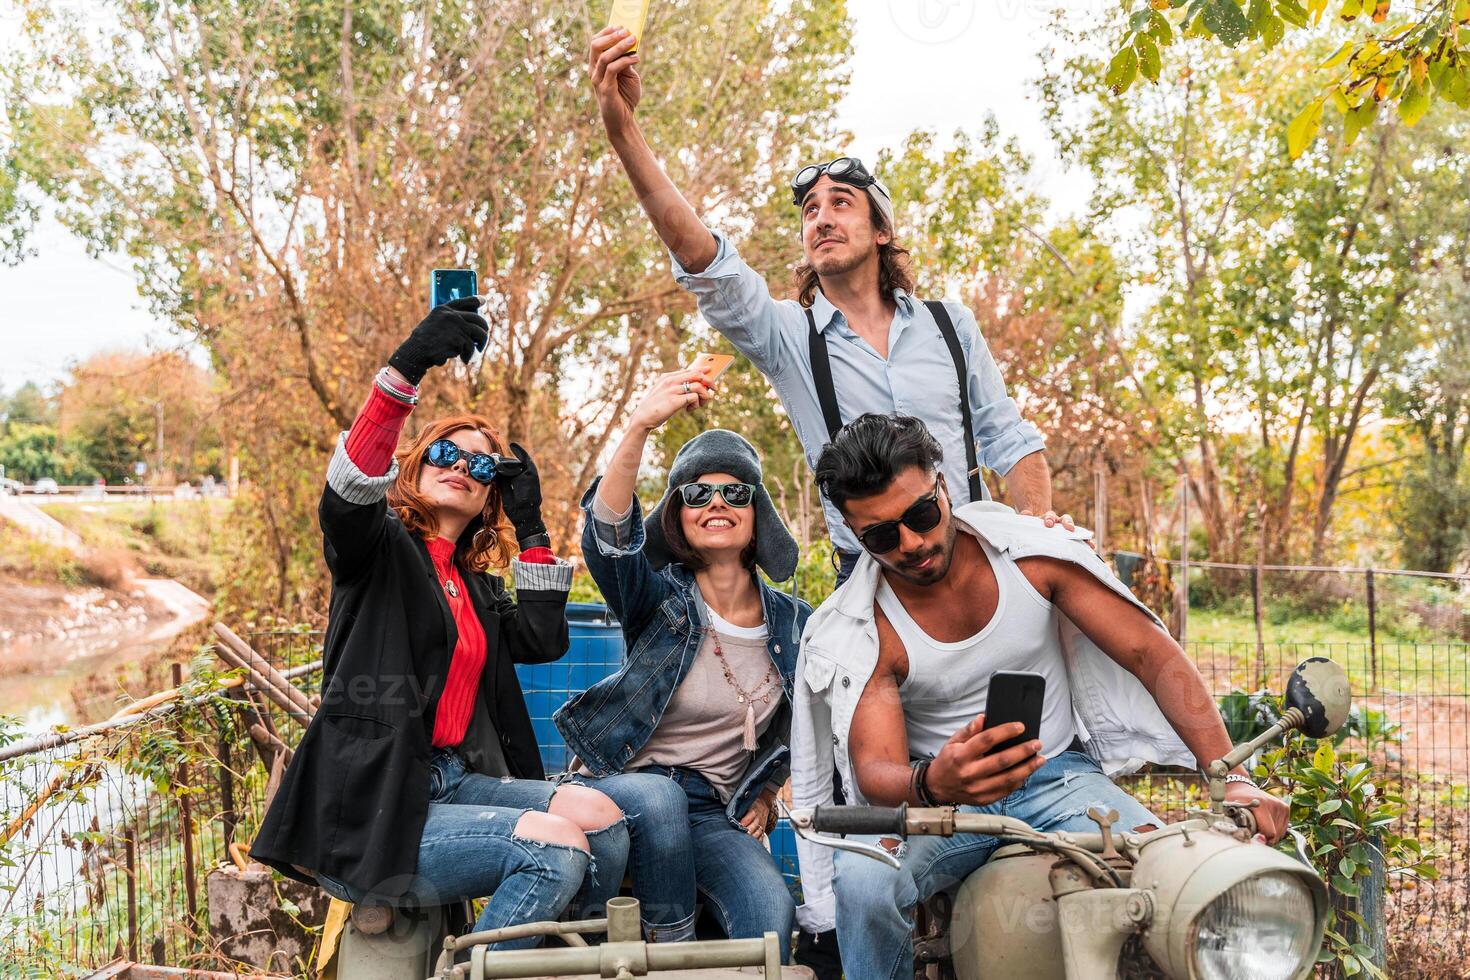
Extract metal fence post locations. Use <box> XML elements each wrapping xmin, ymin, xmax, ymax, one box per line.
<box><xmin>1354</xmin><ymin>834</ymin><xmax>1388</xmax><ymax>971</ymax></box>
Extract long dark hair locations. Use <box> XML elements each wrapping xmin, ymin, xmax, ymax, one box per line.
<box><xmin>793</xmin><ymin>197</ymin><xmax>915</xmax><ymax>307</ymax></box>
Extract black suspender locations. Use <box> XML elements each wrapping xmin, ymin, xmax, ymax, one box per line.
<box><xmin>805</xmin><ymin>300</ymin><xmax>985</xmax><ymax>503</ymax></box>
<box><xmin>806</xmin><ymin>307</ymin><xmax>845</xmax><ymax>440</ymax></box>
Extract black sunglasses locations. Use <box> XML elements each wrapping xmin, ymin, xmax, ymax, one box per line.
<box><xmin>853</xmin><ymin>476</ymin><xmax>946</xmax><ymax>554</ymax></box>
<box><xmin>791</xmin><ymin>156</ymin><xmax>878</xmax><ymax>207</ymax></box>
<box><xmin>422</xmin><ymin>438</ymin><xmax>524</xmax><ymax>485</ymax></box>
<box><xmin>679</xmin><ymin>482</ymin><xmax>755</xmax><ymax>509</ymax></box>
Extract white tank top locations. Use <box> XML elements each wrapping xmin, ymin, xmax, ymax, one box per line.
<box><xmin>874</xmin><ymin>532</ymin><xmax>1078</xmax><ymax>760</ymax></box>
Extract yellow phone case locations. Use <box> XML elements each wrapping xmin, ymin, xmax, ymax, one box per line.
<box><xmin>607</xmin><ymin>0</ymin><xmax>651</xmax><ymax>52</ymax></box>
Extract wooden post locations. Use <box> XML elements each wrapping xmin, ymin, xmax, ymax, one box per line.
<box><xmin>171</xmin><ymin>663</ymin><xmax>199</xmax><ymax>931</ymax></box>
<box><xmin>1251</xmin><ymin>564</ymin><xmax>1266</xmax><ymax>690</ymax></box>
<box><xmin>1365</xmin><ymin>568</ymin><xmax>1378</xmax><ymax>692</ymax></box>
<box><xmin>218</xmin><ymin>723</ymin><xmax>236</xmax><ymax>847</ymax></box>
<box><xmin>1178</xmin><ymin>463</ymin><xmax>1190</xmax><ymax>643</ymax></box>
<box><xmin>125</xmin><ymin>831</ymin><xmax>138</xmax><ymax>963</ymax></box>
<box><xmin>1093</xmin><ymin>453</ymin><xmax>1108</xmax><ymax>556</ymax></box>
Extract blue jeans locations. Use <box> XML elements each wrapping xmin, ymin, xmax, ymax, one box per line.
<box><xmin>571</xmin><ymin>767</ymin><xmax>796</xmax><ymax>959</ymax></box>
<box><xmin>317</xmin><ymin>749</ymin><xmax>629</xmax><ymax>949</ymax></box>
<box><xmin>832</xmin><ymin>752</ymin><xmax>1158</xmax><ymax>980</ymax></box>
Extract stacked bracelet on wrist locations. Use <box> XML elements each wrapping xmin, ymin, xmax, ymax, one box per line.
<box><xmin>375</xmin><ymin>367</ymin><xmax>419</xmax><ymax>405</ymax></box>
<box><xmin>909</xmin><ymin>758</ymin><xmax>944</xmax><ymax>807</ymax></box>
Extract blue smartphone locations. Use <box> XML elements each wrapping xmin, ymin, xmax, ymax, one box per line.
<box><xmin>431</xmin><ymin>268</ymin><xmax>477</xmax><ymax>311</ymax></box>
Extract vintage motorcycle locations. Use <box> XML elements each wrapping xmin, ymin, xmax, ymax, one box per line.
<box><xmin>328</xmin><ymin>656</ymin><xmax>1347</xmax><ymax>979</ymax></box>
<box><xmin>784</xmin><ymin>656</ymin><xmax>1352</xmax><ymax>980</ymax></box>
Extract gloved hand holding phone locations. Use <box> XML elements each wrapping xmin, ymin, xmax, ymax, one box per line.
<box><xmin>389</xmin><ymin>297</ymin><xmax>489</xmax><ymax>385</ymax></box>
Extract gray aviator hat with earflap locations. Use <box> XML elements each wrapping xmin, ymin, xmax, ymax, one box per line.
<box><xmin>642</xmin><ymin>429</ymin><xmax>800</xmax><ymax>582</ymax></box>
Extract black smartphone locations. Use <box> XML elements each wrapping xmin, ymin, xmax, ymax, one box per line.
<box><xmin>980</xmin><ymin>670</ymin><xmax>1046</xmax><ymax>755</ymax></box>
<box><xmin>431</xmin><ymin>268</ymin><xmax>477</xmax><ymax>311</ymax></box>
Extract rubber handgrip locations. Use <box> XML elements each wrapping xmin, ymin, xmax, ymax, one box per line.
<box><xmin>810</xmin><ymin>804</ymin><xmax>906</xmax><ymax>836</ymax></box>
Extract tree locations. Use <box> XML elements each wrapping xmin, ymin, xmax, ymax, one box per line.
<box><xmin>1041</xmin><ymin>31</ymin><xmax>1470</xmax><ymax>564</ymax></box>
<box><xmin>0</xmin><ymin>381</ymin><xmax>56</xmax><ymax>431</ymax></box>
<box><xmin>2</xmin><ymin>0</ymin><xmax>852</xmax><ymax>619</ymax></box>
<box><xmin>1106</xmin><ymin>0</ymin><xmax>1470</xmax><ymax>156</ymax></box>
<box><xmin>56</xmin><ymin>350</ymin><xmax>223</xmax><ymax>484</ymax></box>
<box><xmin>0</xmin><ymin>422</ymin><xmax>96</xmax><ymax>483</ymax></box>
<box><xmin>1389</xmin><ymin>274</ymin><xmax>1470</xmax><ymax>571</ymax></box>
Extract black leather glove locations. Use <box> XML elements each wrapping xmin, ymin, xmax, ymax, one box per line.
<box><xmin>496</xmin><ymin>442</ymin><xmax>547</xmax><ymax>549</ymax></box>
<box><xmin>794</xmin><ymin>928</ymin><xmax>842</xmax><ymax>980</ymax></box>
<box><xmin>388</xmin><ymin>297</ymin><xmax>489</xmax><ymax>385</ymax></box>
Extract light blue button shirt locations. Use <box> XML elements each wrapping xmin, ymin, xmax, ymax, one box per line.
<box><xmin>671</xmin><ymin>230</ymin><xmax>1046</xmax><ymax>555</ymax></box>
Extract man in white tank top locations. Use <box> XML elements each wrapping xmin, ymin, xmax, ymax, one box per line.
<box><xmin>801</xmin><ymin>414</ymin><xmax>1289</xmax><ymax>980</ymax></box>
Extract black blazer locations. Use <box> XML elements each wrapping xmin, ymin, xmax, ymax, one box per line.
<box><xmin>250</xmin><ymin>484</ymin><xmax>570</xmax><ymax>896</ymax></box>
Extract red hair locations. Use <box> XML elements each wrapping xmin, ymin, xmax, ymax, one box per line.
<box><xmin>388</xmin><ymin>415</ymin><xmax>517</xmax><ymax>573</ymax></box>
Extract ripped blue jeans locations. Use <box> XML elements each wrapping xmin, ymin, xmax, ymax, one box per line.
<box><xmin>831</xmin><ymin>751</ymin><xmax>1158</xmax><ymax>980</ymax></box>
<box><xmin>316</xmin><ymin>749</ymin><xmax>629</xmax><ymax>948</ymax></box>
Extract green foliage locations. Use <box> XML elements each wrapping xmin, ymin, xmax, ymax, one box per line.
<box><xmin>1256</xmin><ymin>736</ymin><xmax>1437</xmax><ymax>978</ymax></box>
<box><xmin>1109</xmin><ymin>0</ymin><xmax>1470</xmax><ymax>157</ymax></box>
<box><xmin>0</xmin><ymin>422</ymin><xmax>97</xmax><ymax>484</ymax></box>
<box><xmin>1386</xmin><ymin>275</ymin><xmax>1470</xmax><ymax>573</ymax></box>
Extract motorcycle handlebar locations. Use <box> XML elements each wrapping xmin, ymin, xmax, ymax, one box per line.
<box><xmin>810</xmin><ymin>804</ymin><xmax>908</xmax><ymax>836</ymax></box>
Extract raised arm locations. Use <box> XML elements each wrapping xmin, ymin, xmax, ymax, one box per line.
<box><xmin>590</xmin><ymin>26</ymin><xmax>717</xmax><ymax>273</ymax></box>
<box><xmin>321</xmin><ymin>299</ymin><xmax>489</xmax><ymax>576</ymax></box>
<box><xmin>582</xmin><ymin>369</ymin><xmax>715</xmax><ymax>634</ymax></box>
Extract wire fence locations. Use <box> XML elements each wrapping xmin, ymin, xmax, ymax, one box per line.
<box><xmin>0</xmin><ymin>630</ymin><xmax>323</xmax><ymax>976</ymax></box>
<box><xmin>1</xmin><ymin>624</ymin><xmax>1466</xmax><ymax>975</ymax></box>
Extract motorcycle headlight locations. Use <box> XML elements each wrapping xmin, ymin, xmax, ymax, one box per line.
<box><xmin>1193</xmin><ymin>871</ymin><xmax>1318</xmax><ymax>980</ymax></box>
<box><xmin>1133</xmin><ymin>827</ymin><xmax>1328</xmax><ymax>980</ymax></box>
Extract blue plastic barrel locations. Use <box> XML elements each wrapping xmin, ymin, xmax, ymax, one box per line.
<box><xmin>515</xmin><ymin>602</ymin><xmax>624</xmax><ymax>774</ymax></box>
<box><xmin>768</xmin><ymin>819</ymin><xmax>802</xmax><ymax>900</ymax></box>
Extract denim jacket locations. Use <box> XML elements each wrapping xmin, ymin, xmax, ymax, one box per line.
<box><xmin>554</xmin><ymin>478</ymin><xmax>811</xmax><ymax>823</ymax></box>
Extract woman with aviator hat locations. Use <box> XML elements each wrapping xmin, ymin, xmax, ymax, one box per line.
<box><xmin>554</xmin><ymin>367</ymin><xmax>810</xmax><ymax>956</ymax></box>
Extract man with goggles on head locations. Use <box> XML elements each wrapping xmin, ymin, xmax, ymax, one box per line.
<box><xmin>789</xmin><ymin>414</ymin><xmax>1290</xmax><ymax>980</ymax></box>
<box><xmin>588</xmin><ymin>26</ymin><xmax>1069</xmax><ymax>601</ymax></box>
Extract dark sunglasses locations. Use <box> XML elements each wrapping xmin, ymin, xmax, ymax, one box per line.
<box><xmin>679</xmin><ymin>482</ymin><xmax>755</xmax><ymax>509</ymax></box>
<box><xmin>422</xmin><ymin>438</ymin><xmax>524</xmax><ymax>485</ymax></box>
<box><xmin>854</xmin><ymin>477</ymin><xmax>946</xmax><ymax>554</ymax></box>
<box><xmin>791</xmin><ymin>156</ymin><xmax>878</xmax><ymax>207</ymax></box>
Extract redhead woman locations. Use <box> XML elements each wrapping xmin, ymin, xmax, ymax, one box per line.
<box><xmin>554</xmin><ymin>369</ymin><xmax>811</xmax><ymax>956</ymax></box>
<box><xmin>251</xmin><ymin>298</ymin><xmax>627</xmax><ymax>949</ymax></box>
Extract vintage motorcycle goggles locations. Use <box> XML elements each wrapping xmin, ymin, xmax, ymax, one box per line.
<box><xmin>854</xmin><ymin>476</ymin><xmax>946</xmax><ymax>554</ymax></box>
<box><xmin>422</xmin><ymin>438</ymin><xmax>524</xmax><ymax>485</ymax></box>
<box><xmin>791</xmin><ymin>156</ymin><xmax>880</xmax><ymax>206</ymax></box>
<box><xmin>678</xmin><ymin>481</ymin><xmax>756</xmax><ymax>509</ymax></box>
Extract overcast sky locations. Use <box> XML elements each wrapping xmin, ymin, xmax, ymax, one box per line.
<box><xmin>0</xmin><ymin>0</ymin><xmax>1085</xmax><ymax>394</ymax></box>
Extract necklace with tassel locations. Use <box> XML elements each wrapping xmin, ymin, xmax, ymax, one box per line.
<box><xmin>707</xmin><ymin>626</ymin><xmax>779</xmax><ymax>751</ymax></box>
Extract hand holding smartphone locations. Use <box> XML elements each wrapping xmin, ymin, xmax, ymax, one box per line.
<box><xmin>687</xmin><ymin>352</ymin><xmax>734</xmax><ymax>384</ymax></box>
<box><xmin>607</xmin><ymin>0</ymin><xmax>651</xmax><ymax>52</ymax></box>
<box><xmin>980</xmin><ymin>670</ymin><xmax>1046</xmax><ymax>755</ymax></box>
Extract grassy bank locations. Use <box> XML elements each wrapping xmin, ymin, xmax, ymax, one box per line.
<box><xmin>37</xmin><ymin>499</ymin><xmax>229</xmax><ymax>596</ymax></box>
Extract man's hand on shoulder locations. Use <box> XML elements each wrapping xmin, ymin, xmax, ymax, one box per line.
<box><xmin>1225</xmin><ymin>778</ymin><xmax>1290</xmax><ymax>844</ymax></box>
<box><xmin>1020</xmin><ymin>509</ymin><xmax>1076</xmax><ymax>532</ymax></box>
<box><xmin>925</xmin><ymin>713</ymin><xmax>1046</xmax><ymax>806</ymax></box>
